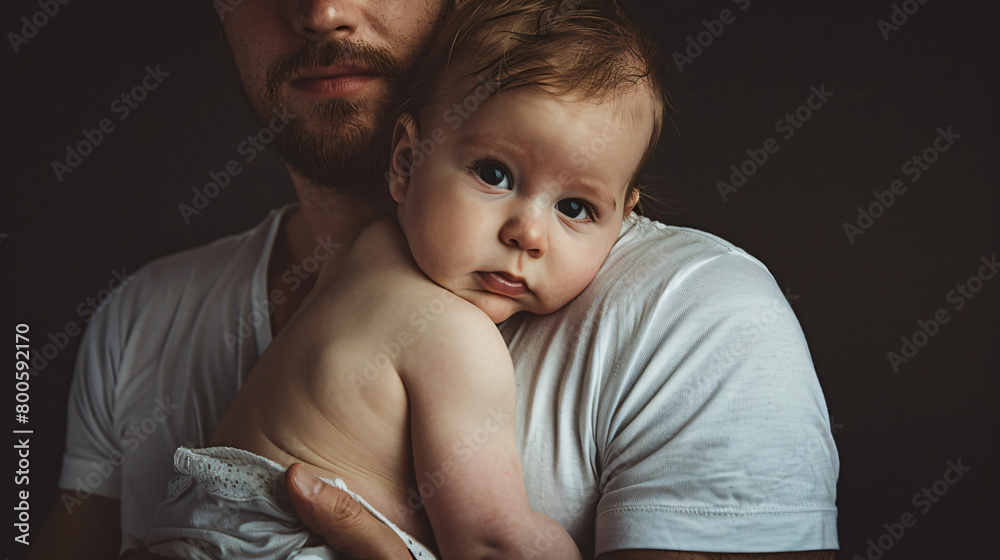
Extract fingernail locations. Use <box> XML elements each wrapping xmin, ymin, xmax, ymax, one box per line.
<box><xmin>293</xmin><ymin>468</ymin><xmax>324</xmax><ymax>496</ymax></box>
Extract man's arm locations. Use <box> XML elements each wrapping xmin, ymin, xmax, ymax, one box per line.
<box><xmin>38</xmin><ymin>265</ymin><xmax>133</xmax><ymax>558</ymax></box>
<box><xmin>283</xmin><ymin>481</ymin><xmax>836</xmax><ymax>560</ymax></box>
<box><xmin>28</xmin><ymin>492</ymin><xmax>121</xmax><ymax>560</ymax></box>
<box><xmin>281</xmin><ymin>240</ymin><xmax>839</xmax><ymax>556</ymax></box>
<box><xmin>582</xmin><ymin>245</ymin><xmax>839</xmax><ymax>554</ymax></box>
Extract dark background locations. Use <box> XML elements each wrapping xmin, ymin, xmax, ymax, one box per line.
<box><xmin>3</xmin><ymin>0</ymin><xmax>997</xmax><ymax>558</ymax></box>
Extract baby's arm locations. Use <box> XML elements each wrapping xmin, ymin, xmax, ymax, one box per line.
<box><xmin>399</xmin><ymin>300</ymin><xmax>581</xmax><ymax>560</ymax></box>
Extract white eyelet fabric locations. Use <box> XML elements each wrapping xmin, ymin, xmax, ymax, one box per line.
<box><xmin>138</xmin><ymin>446</ymin><xmax>436</xmax><ymax>559</ymax></box>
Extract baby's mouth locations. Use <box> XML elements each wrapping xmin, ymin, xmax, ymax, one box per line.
<box><xmin>477</xmin><ymin>271</ymin><xmax>527</xmax><ymax>297</ymax></box>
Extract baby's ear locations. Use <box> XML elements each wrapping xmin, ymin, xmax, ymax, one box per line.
<box><xmin>623</xmin><ymin>185</ymin><xmax>641</xmax><ymax>216</ymax></box>
<box><xmin>389</xmin><ymin>114</ymin><xmax>420</xmax><ymax>203</ymax></box>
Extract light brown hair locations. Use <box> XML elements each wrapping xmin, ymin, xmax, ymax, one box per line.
<box><xmin>399</xmin><ymin>0</ymin><xmax>666</xmax><ymax>199</ymax></box>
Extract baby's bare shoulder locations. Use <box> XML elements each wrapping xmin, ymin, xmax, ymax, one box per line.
<box><xmin>328</xmin><ymin>219</ymin><xmax>493</xmax><ymax>336</ymax></box>
<box><xmin>397</xmin><ymin>293</ymin><xmax>511</xmax><ymax>385</ymax></box>
<box><xmin>319</xmin><ymin>219</ymin><xmax>433</xmax><ymax>305</ymax></box>
<box><xmin>347</xmin><ymin>219</ymin><xmax>414</xmax><ymax>274</ymax></box>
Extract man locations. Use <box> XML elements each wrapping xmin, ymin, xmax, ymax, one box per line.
<box><xmin>30</xmin><ymin>1</ymin><xmax>839</xmax><ymax>559</ymax></box>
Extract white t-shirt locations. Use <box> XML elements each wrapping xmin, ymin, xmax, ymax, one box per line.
<box><xmin>60</xmin><ymin>205</ymin><xmax>839</xmax><ymax>557</ymax></box>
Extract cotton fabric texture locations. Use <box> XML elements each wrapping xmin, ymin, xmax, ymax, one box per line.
<box><xmin>139</xmin><ymin>446</ymin><xmax>434</xmax><ymax>559</ymax></box>
<box><xmin>61</xmin><ymin>205</ymin><xmax>839</xmax><ymax>557</ymax></box>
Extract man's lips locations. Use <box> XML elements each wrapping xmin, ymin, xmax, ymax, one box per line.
<box><xmin>477</xmin><ymin>271</ymin><xmax>528</xmax><ymax>298</ymax></box>
<box><xmin>289</xmin><ymin>66</ymin><xmax>381</xmax><ymax>96</ymax></box>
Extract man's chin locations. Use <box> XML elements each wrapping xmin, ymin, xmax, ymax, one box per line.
<box><xmin>282</xmin><ymin>146</ymin><xmax>380</xmax><ymax>191</ymax></box>
<box><xmin>272</xmin><ymin>115</ymin><xmax>390</xmax><ymax>191</ymax></box>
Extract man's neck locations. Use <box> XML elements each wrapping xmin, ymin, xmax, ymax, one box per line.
<box><xmin>267</xmin><ymin>169</ymin><xmax>384</xmax><ymax>334</ymax></box>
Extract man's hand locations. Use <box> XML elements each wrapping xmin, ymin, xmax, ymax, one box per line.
<box><xmin>284</xmin><ymin>464</ymin><xmax>836</xmax><ymax>560</ymax></box>
<box><xmin>285</xmin><ymin>463</ymin><xmax>412</xmax><ymax>560</ymax></box>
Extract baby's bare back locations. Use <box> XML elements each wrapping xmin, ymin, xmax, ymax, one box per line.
<box><xmin>210</xmin><ymin>220</ymin><xmax>445</xmax><ymax>544</ymax></box>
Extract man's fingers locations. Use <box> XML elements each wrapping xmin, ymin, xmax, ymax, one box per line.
<box><xmin>285</xmin><ymin>463</ymin><xmax>411</xmax><ymax>560</ymax></box>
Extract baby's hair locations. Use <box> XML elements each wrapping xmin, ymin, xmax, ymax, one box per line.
<box><xmin>399</xmin><ymin>0</ymin><xmax>666</xmax><ymax>201</ymax></box>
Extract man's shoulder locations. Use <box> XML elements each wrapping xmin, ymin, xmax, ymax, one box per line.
<box><xmin>92</xmin><ymin>208</ymin><xmax>286</xmax><ymax>333</ymax></box>
<box><xmin>595</xmin><ymin>214</ymin><xmax>777</xmax><ymax>303</ymax></box>
<box><xmin>148</xmin><ymin>216</ymin><xmax>277</xmax><ymax>283</ymax></box>
<box><xmin>503</xmin><ymin>215</ymin><xmax>789</xmax><ymax>353</ymax></box>
<box><xmin>126</xmin><ymin>209</ymin><xmax>282</xmax><ymax>301</ymax></box>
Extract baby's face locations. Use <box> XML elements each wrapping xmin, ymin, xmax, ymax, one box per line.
<box><xmin>390</xmin><ymin>84</ymin><xmax>654</xmax><ymax>323</ymax></box>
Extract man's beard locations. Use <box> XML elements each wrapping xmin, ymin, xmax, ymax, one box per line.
<box><xmin>250</xmin><ymin>39</ymin><xmax>404</xmax><ymax>198</ymax></box>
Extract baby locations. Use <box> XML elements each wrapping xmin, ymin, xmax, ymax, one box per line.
<box><xmin>143</xmin><ymin>0</ymin><xmax>664</xmax><ymax>558</ymax></box>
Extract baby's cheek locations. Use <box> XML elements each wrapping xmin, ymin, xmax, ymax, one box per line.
<box><xmin>553</xmin><ymin>266</ymin><xmax>600</xmax><ymax>307</ymax></box>
<box><xmin>578</xmin><ymin>256</ymin><xmax>605</xmax><ymax>284</ymax></box>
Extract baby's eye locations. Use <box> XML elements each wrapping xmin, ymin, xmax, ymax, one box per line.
<box><xmin>476</xmin><ymin>163</ymin><xmax>511</xmax><ymax>189</ymax></box>
<box><xmin>555</xmin><ymin>199</ymin><xmax>594</xmax><ymax>221</ymax></box>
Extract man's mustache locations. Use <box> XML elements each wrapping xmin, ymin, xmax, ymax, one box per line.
<box><xmin>265</xmin><ymin>39</ymin><xmax>402</xmax><ymax>93</ymax></box>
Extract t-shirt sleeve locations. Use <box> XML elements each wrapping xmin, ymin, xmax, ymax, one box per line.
<box><xmin>58</xmin><ymin>292</ymin><xmax>125</xmax><ymax>500</ymax></box>
<box><xmin>593</xmin><ymin>251</ymin><xmax>839</xmax><ymax>554</ymax></box>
